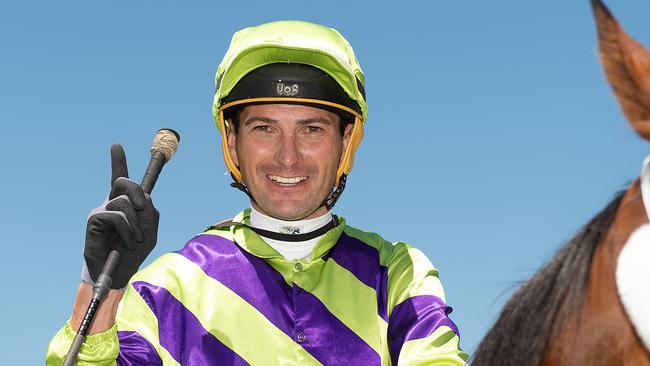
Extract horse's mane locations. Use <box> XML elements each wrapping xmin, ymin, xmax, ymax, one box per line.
<box><xmin>471</xmin><ymin>191</ymin><xmax>625</xmax><ymax>366</ymax></box>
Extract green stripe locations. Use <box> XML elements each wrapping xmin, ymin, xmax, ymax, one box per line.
<box><xmin>398</xmin><ymin>326</ymin><xmax>469</xmax><ymax>364</ymax></box>
<box><xmin>293</xmin><ymin>256</ymin><xmax>386</xmax><ymax>356</ymax></box>
<box><xmin>133</xmin><ymin>253</ymin><xmax>321</xmax><ymax>365</ymax></box>
<box><xmin>377</xmin><ymin>313</ymin><xmax>391</xmax><ymax>366</ymax></box>
<box><xmin>387</xmin><ymin>244</ymin><xmax>446</xmax><ymax>316</ymax></box>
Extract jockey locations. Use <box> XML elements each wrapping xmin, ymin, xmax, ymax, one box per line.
<box><xmin>46</xmin><ymin>20</ymin><xmax>468</xmax><ymax>365</ymax></box>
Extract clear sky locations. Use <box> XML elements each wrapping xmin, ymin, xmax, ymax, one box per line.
<box><xmin>1</xmin><ymin>0</ymin><xmax>649</xmax><ymax>364</ymax></box>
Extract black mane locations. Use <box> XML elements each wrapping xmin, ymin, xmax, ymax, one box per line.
<box><xmin>471</xmin><ymin>191</ymin><xmax>625</xmax><ymax>366</ymax></box>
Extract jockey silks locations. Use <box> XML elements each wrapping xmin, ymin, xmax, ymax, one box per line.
<box><xmin>47</xmin><ymin>209</ymin><xmax>468</xmax><ymax>365</ymax></box>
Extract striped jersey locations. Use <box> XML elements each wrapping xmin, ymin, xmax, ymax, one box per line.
<box><xmin>47</xmin><ymin>210</ymin><xmax>468</xmax><ymax>365</ymax></box>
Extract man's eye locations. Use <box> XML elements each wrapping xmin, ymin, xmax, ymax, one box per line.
<box><xmin>253</xmin><ymin>125</ymin><xmax>271</xmax><ymax>132</ymax></box>
<box><xmin>306</xmin><ymin>126</ymin><xmax>323</xmax><ymax>133</ymax></box>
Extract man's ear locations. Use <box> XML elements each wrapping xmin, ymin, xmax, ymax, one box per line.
<box><xmin>227</xmin><ymin>120</ymin><xmax>239</xmax><ymax>166</ymax></box>
<box><xmin>340</xmin><ymin>122</ymin><xmax>354</xmax><ymax>162</ymax></box>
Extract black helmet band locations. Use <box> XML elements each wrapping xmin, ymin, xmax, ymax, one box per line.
<box><xmin>221</xmin><ymin>63</ymin><xmax>363</xmax><ymax>122</ymax></box>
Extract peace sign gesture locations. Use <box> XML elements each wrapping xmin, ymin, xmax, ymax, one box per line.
<box><xmin>82</xmin><ymin>144</ymin><xmax>159</xmax><ymax>290</ymax></box>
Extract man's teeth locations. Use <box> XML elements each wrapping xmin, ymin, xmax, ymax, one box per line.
<box><xmin>268</xmin><ymin>175</ymin><xmax>307</xmax><ymax>184</ymax></box>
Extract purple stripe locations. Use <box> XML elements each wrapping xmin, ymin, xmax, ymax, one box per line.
<box><xmin>177</xmin><ymin>234</ymin><xmax>294</xmax><ymax>335</ymax></box>
<box><xmin>132</xmin><ymin>281</ymin><xmax>249</xmax><ymax>365</ymax></box>
<box><xmin>293</xmin><ymin>284</ymin><xmax>381</xmax><ymax>365</ymax></box>
<box><xmin>178</xmin><ymin>234</ymin><xmax>379</xmax><ymax>365</ymax></box>
<box><xmin>117</xmin><ymin>331</ymin><xmax>162</xmax><ymax>366</ymax></box>
<box><xmin>388</xmin><ymin>295</ymin><xmax>459</xmax><ymax>365</ymax></box>
<box><xmin>326</xmin><ymin>232</ymin><xmax>389</xmax><ymax>320</ymax></box>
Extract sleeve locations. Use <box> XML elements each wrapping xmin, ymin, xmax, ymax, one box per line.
<box><xmin>45</xmin><ymin>321</ymin><xmax>119</xmax><ymax>366</ymax></box>
<box><xmin>47</xmin><ymin>250</ymin><xmax>216</xmax><ymax>365</ymax></box>
<box><xmin>386</xmin><ymin>243</ymin><xmax>469</xmax><ymax>366</ymax></box>
<box><xmin>45</xmin><ymin>281</ymin><xmax>166</xmax><ymax>365</ymax></box>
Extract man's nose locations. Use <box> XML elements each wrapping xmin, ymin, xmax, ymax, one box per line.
<box><xmin>274</xmin><ymin>133</ymin><xmax>302</xmax><ymax>168</ymax></box>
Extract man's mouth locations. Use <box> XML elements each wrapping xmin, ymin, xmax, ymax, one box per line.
<box><xmin>267</xmin><ymin>175</ymin><xmax>308</xmax><ymax>186</ymax></box>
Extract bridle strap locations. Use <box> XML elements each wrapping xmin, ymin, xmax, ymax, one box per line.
<box><xmin>640</xmin><ymin>156</ymin><xmax>650</xmax><ymax>222</ymax></box>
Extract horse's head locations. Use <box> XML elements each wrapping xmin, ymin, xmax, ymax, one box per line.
<box><xmin>588</xmin><ymin>0</ymin><xmax>650</xmax><ymax>363</ymax></box>
<box><xmin>473</xmin><ymin>2</ymin><xmax>650</xmax><ymax>365</ymax></box>
<box><xmin>544</xmin><ymin>1</ymin><xmax>650</xmax><ymax>363</ymax></box>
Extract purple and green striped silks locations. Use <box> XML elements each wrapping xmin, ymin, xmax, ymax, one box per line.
<box><xmin>46</xmin><ymin>210</ymin><xmax>468</xmax><ymax>365</ymax></box>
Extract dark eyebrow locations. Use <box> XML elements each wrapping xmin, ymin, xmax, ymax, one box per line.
<box><xmin>297</xmin><ymin>117</ymin><xmax>334</xmax><ymax>125</ymax></box>
<box><xmin>242</xmin><ymin>116</ymin><xmax>278</xmax><ymax>127</ymax></box>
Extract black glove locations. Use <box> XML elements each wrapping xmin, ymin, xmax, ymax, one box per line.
<box><xmin>82</xmin><ymin>144</ymin><xmax>159</xmax><ymax>289</ymax></box>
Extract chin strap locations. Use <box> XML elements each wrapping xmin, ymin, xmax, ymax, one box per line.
<box><xmin>230</xmin><ymin>172</ymin><xmax>256</xmax><ymax>202</ymax></box>
<box><xmin>229</xmin><ymin>172</ymin><xmax>348</xmax><ymax>211</ymax></box>
<box><xmin>323</xmin><ymin>173</ymin><xmax>347</xmax><ymax>210</ymax></box>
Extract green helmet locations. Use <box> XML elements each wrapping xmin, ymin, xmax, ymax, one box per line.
<box><xmin>212</xmin><ymin>20</ymin><xmax>367</xmax><ymax>187</ymax></box>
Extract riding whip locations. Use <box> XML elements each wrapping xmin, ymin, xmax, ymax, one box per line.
<box><xmin>62</xmin><ymin>128</ymin><xmax>180</xmax><ymax>366</ymax></box>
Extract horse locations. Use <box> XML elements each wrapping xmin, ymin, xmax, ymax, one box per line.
<box><xmin>471</xmin><ymin>1</ymin><xmax>650</xmax><ymax>365</ymax></box>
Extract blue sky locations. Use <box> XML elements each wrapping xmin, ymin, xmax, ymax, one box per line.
<box><xmin>1</xmin><ymin>0</ymin><xmax>649</xmax><ymax>363</ymax></box>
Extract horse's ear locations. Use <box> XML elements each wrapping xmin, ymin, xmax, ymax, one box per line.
<box><xmin>592</xmin><ymin>0</ymin><xmax>650</xmax><ymax>140</ymax></box>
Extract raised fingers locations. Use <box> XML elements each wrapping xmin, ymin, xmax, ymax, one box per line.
<box><xmin>111</xmin><ymin>144</ymin><xmax>130</xmax><ymax>187</ymax></box>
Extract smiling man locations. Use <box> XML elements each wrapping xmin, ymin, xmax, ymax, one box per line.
<box><xmin>229</xmin><ymin>103</ymin><xmax>349</xmax><ymax>221</ymax></box>
<box><xmin>47</xmin><ymin>21</ymin><xmax>468</xmax><ymax>365</ymax></box>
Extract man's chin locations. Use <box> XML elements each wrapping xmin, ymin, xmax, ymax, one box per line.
<box><xmin>257</xmin><ymin>201</ymin><xmax>323</xmax><ymax>221</ymax></box>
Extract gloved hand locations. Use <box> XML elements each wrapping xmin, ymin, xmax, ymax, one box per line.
<box><xmin>82</xmin><ymin>144</ymin><xmax>159</xmax><ymax>290</ymax></box>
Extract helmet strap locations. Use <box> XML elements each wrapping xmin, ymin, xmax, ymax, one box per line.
<box><xmin>230</xmin><ymin>172</ymin><xmax>256</xmax><ymax>203</ymax></box>
<box><xmin>323</xmin><ymin>173</ymin><xmax>347</xmax><ymax>210</ymax></box>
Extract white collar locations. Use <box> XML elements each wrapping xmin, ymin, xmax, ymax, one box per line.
<box><xmin>249</xmin><ymin>206</ymin><xmax>332</xmax><ymax>236</ymax></box>
<box><xmin>248</xmin><ymin>207</ymin><xmax>332</xmax><ymax>260</ymax></box>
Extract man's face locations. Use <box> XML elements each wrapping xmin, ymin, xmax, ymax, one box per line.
<box><xmin>228</xmin><ymin>104</ymin><xmax>352</xmax><ymax>220</ymax></box>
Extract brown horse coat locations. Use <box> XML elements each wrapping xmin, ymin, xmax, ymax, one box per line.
<box><xmin>473</xmin><ymin>1</ymin><xmax>650</xmax><ymax>365</ymax></box>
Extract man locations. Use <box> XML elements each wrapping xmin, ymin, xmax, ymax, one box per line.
<box><xmin>47</xmin><ymin>20</ymin><xmax>468</xmax><ymax>365</ymax></box>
